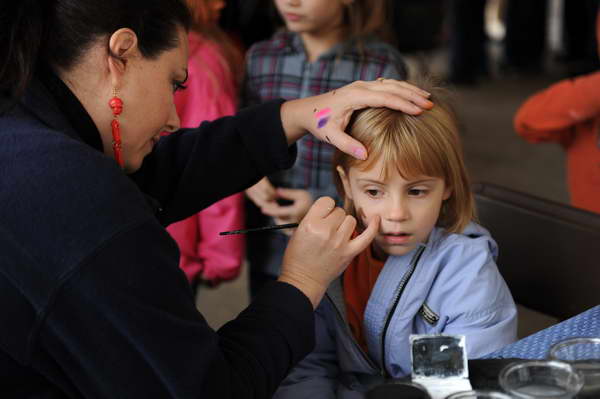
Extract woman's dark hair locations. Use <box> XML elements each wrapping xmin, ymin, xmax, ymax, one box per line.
<box><xmin>0</xmin><ymin>0</ymin><xmax>191</xmax><ymax>107</ymax></box>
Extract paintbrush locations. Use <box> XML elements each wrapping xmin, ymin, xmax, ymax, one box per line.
<box><xmin>219</xmin><ymin>223</ymin><xmax>299</xmax><ymax>236</ymax></box>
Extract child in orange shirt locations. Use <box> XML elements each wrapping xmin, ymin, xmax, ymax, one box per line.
<box><xmin>513</xmin><ymin>11</ymin><xmax>600</xmax><ymax>214</ymax></box>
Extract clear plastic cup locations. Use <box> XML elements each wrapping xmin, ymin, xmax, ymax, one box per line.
<box><xmin>549</xmin><ymin>337</ymin><xmax>600</xmax><ymax>397</ymax></box>
<box><xmin>499</xmin><ymin>360</ymin><xmax>583</xmax><ymax>398</ymax></box>
<box><xmin>445</xmin><ymin>390</ymin><xmax>512</xmax><ymax>399</ymax></box>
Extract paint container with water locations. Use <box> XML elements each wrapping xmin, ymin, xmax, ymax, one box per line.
<box><xmin>499</xmin><ymin>360</ymin><xmax>583</xmax><ymax>398</ymax></box>
<box><xmin>548</xmin><ymin>337</ymin><xmax>600</xmax><ymax>397</ymax></box>
<box><xmin>410</xmin><ymin>334</ymin><xmax>473</xmax><ymax>399</ymax></box>
<box><xmin>444</xmin><ymin>390</ymin><xmax>511</xmax><ymax>399</ymax></box>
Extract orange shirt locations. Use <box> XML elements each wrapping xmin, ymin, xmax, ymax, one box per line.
<box><xmin>343</xmin><ymin>244</ymin><xmax>385</xmax><ymax>352</ymax></box>
<box><xmin>514</xmin><ymin>71</ymin><xmax>600</xmax><ymax>214</ymax></box>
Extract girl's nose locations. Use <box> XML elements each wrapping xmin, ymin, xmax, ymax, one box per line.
<box><xmin>286</xmin><ymin>0</ymin><xmax>301</xmax><ymax>6</ymax></box>
<box><xmin>387</xmin><ymin>198</ymin><xmax>409</xmax><ymax>222</ymax></box>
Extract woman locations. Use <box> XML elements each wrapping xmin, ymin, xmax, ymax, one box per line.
<box><xmin>0</xmin><ymin>1</ymin><xmax>431</xmax><ymax>397</ymax></box>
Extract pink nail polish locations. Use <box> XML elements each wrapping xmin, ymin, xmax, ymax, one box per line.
<box><xmin>353</xmin><ymin>148</ymin><xmax>366</xmax><ymax>160</ymax></box>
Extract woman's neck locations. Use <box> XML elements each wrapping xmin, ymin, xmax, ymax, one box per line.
<box><xmin>300</xmin><ymin>27</ymin><xmax>346</xmax><ymax>62</ymax></box>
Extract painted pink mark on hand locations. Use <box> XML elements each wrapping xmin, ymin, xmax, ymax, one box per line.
<box><xmin>315</xmin><ymin>107</ymin><xmax>332</xmax><ymax>129</ymax></box>
<box><xmin>315</xmin><ymin>108</ymin><xmax>332</xmax><ymax>119</ymax></box>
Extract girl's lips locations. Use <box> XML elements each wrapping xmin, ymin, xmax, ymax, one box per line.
<box><xmin>382</xmin><ymin>233</ymin><xmax>411</xmax><ymax>245</ymax></box>
<box><xmin>284</xmin><ymin>13</ymin><xmax>302</xmax><ymax>22</ymax></box>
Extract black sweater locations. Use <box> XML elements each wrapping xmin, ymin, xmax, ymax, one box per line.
<box><xmin>0</xmin><ymin>72</ymin><xmax>314</xmax><ymax>398</ymax></box>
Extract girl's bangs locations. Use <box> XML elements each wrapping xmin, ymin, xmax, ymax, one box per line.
<box><xmin>355</xmin><ymin>121</ymin><xmax>448</xmax><ymax>183</ymax></box>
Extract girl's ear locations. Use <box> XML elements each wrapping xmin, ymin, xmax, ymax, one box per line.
<box><xmin>336</xmin><ymin>166</ymin><xmax>354</xmax><ymax>200</ymax></box>
<box><xmin>443</xmin><ymin>185</ymin><xmax>452</xmax><ymax>201</ymax></box>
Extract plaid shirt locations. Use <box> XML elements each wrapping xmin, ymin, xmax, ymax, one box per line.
<box><xmin>242</xmin><ymin>31</ymin><xmax>408</xmax><ymax>202</ymax></box>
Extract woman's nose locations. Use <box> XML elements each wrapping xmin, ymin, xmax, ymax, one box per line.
<box><xmin>164</xmin><ymin>102</ymin><xmax>181</xmax><ymax>133</ymax></box>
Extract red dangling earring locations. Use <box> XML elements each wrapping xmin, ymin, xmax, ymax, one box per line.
<box><xmin>108</xmin><ymin>88</ymin><xmax>124</xmax><ymax>168</ymax></box>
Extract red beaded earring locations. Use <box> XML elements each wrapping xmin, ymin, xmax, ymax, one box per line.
<box><xmin>108</xmin><ymin>89</ymin><xmax>124</xmax><ymax>168</ymax></box>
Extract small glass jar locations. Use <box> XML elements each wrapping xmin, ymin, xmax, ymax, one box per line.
<box><xmin>499</xmin><ymin>360</ymin><xmax>583</xmax><ymax>398</ymax></box>
<box><xmin>445</xmin><ymin>390</ymin><xmax>512</xmax><ymax>399</ymax></box>
<box><xmin>548</xmin><ymin>337</ymin><xmax>600</xmax><ymax>397</ymax></box>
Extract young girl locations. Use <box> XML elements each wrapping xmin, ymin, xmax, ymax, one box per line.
<box><xmin>243</xmin><ymin>0</ymin><xmax>409</xmax><ymax>295</ymax></box>
<box><xmin>273</xmin><ymin>82</ymin><xmax>517</xmax><ymax>398</ymax></box>
<box><xmin>166</xmin><ymin>0</ymin><xmax>246</xmax><ymax>290</ymax></box>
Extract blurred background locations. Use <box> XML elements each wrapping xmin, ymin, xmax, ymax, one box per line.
<box><xmin>198</xmin><ymin>0</ymin><xmax>598</xmax><ymax>338</ymax></box>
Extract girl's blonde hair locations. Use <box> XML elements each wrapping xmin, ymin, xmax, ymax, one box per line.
<box><xmin>333</xmin><ymin>79</ymin><xmax>476</xmax><ymax>234</ymax></box>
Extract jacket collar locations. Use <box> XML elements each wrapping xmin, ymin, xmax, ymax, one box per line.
<box><xmin>20</xmin><ymin>66</ymin><xmax>104</xmax><ymax>153</ymax></box>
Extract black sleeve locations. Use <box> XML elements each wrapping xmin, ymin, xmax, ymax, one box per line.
<box><xmin>130</xmin><ymin>99</ymin><xmax>297</xmax><ymax>225</ymax></box>
<box><xmin>35</xmin><ymin>219</ymin><xmax>315</xmax><ymax>399</ymax></box>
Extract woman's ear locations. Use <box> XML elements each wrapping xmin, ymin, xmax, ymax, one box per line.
<box><xmin>107</xmin><ymin>28</ymin><xmax>139</xmax><ymax>89</ymax></box>
<box><xmin>336</xmin><ymin>166</ymin><xmax>353</xmax><ymax>200</ymax></box>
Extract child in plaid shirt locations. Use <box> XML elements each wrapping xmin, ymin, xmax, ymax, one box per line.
<box><xmin>243</xmin><ymin>0</ymin><xmax>409</xmax><ymax>296</ymax></box>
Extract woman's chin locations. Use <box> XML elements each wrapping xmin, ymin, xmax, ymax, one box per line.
<box><xmin>122</xmin><ymin>156</ymin><xmax>143</xmax><ymax>174</ymax></box>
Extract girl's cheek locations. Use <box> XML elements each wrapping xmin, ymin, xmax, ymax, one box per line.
<box><xmin>356</xmin><ymin>206</ymin><xmax>372</xmax><ymax>227</ymax></box>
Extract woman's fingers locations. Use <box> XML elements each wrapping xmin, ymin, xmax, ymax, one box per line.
<box><xmin>305</xmin><ymin>196</ymin><xmax>336</xmax><ymax>220</ymax></box>
<box><xmin>283</xmin><ymin>78</ymin><xmax>434</xmax><ymax>161</ymax></box>
<box><xmin>315</xmin><ymin>80</ymin><xmax>433</xmax><ymax>159</ymax></box>
<box><xmin>356</xmin><ymin>80</ymin><xmax>434</xmax><ymax>112</ymax></box>
<box><xmin>322</xmin><ymin>130</ymin><xmax>368</xmax><ymax>160</ymax></box>
<box><xmin>337</xmin><ymin>215</ymin><xmax>357</xmax><ymax>240</ymax></box>
<box><xmin>347</xmin><ymin>215</ymin><xmax>380</xmax><ymax>256</ymax></box>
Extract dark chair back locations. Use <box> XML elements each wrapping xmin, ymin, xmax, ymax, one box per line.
<box><xmin>472</xmin><ymin>182</ymin><xmax>600</xmax><ymax>320</ymax></box>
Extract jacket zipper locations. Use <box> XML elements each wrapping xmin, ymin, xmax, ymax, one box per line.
<box><xmin>325</xmin><ymin>295</ymin><xmax>380</xmax><ymax>372</ymax></box>
<box><xmin>380</xmin><ymin>245</ymin><xmax>426</xmax><ymax>378</ymax></box>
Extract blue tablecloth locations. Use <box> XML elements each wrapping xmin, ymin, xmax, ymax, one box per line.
<box><xmin>485</xmin><ymin>305</ymin><xmax>600</xmax><ymax>359</ymax></box>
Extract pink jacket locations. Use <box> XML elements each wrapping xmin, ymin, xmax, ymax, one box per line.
<box><xmin>166</xmin><ymin>32</ymin><xmax>245</xmax><ymax>283</ymax></box>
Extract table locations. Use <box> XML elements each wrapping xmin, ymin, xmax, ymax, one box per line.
<box><xmin>485</xmin><ymin>305</ymin><xmax>600</xmax><ymax>359</ymax></box>
<box><xmin>370</xmin><ymin>307</ymin><xmax>600</xmax><ymax>396</ymax></box>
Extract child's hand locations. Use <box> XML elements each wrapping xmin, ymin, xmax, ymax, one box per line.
<box><xmin>245</xmin><ymin>177</ymin><xmax>277</xmax><ymax>210</ymax></box>
<box><xmin>280</xmin><ymin>79</ymin><xmax>433</xmax><ymax>160</ymax></box>
<box><xmin>278</xmin><ymin>197</ymin><xmax>380</xmax><ymax>308</ymax></box>
<box><xmin>261</xmin><ymin>188</ymin><xmax>313</xmax><ymax>235</ymax></box>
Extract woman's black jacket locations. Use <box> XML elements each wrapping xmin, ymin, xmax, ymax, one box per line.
<box><xmin>0</xmin><ymin>73</ymin><xmax>314</xmax><ymax>398</ymax></box>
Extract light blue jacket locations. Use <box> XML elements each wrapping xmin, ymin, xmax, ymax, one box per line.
<box><xmin>274</xmin><ymin>223</ymin><xmax>517</xmax><ymax>399</ymax></box>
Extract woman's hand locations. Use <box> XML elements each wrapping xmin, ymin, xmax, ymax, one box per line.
<box><xmin>278</xmin><ymin>197</ymin><xmax>380</xmax><ymax>308</ymax></box>
<box><xmin>280</xmin><ymin>79</ymin><xmax>433</xmax><ymax>160</ymax></box>
<box><xmin>261</xmin><ymin>188</ymin><xmax>313</xmax><ymax>235</ymax></box>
